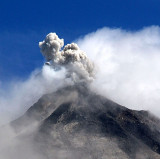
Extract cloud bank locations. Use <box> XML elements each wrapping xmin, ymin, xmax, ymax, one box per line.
<box><xmin>0</xmin><ymin>66</ymin><xmax>67</xmax><ymax>125</ymax></box>
<box><xmin>77</xmin><ymin>26</ymin><xmax>160</xmax><ymax>117</ymax></box>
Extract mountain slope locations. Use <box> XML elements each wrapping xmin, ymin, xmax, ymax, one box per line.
<box><xmin>8</xmin><ymin>85</ymin><xmax>160</xmax><ymax>159</ymax></box>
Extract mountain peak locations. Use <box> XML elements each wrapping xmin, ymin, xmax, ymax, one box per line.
<box><xmin>8</xmin><ymin>85</ymin><xmax>160</xmax><ymax>159</ymax></box>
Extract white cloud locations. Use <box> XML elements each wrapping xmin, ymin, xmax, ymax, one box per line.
<box><xmin>0</xmin><ymin>66</ymin><xmax>67</xmax><ymax>125</ymax></box>
<box><xmin>77</xmin><ymin>26</ymin><xmax>160</xmax><ymax>117</ymax></box>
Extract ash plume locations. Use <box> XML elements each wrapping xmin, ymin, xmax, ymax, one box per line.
<box><xmin>39</xmin><ymin>33</ymin><xmax>94</xmax><ymax>83</ymax></box>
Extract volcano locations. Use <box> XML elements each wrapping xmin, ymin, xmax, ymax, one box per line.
<box><xmin>2</xmin><ymin>84</ymin><xmax>159</xmax><ymax>159</ymax></box>
<box><xmin>1</xmin><ymin>32</ymin><xmax>160</xmax><ymax>159</ymax></box>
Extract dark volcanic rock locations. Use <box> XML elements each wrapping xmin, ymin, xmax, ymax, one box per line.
<box><xmin>9</xmin><ymin>85</ymin><xmax>160</xmax><ymax>159</ymax></box>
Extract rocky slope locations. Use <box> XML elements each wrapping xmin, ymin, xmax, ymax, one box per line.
<box><xmin>3</xmin><ymin>84</ymin><xmax>160</xmax><ymax>159</ymax></box>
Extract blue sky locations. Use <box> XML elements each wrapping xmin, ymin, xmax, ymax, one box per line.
<box><xmin>0</xmin><ymin>0</ymin><xmax>160</xmax><ymax>82</ymax></box>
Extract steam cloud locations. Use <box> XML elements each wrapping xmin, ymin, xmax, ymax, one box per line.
<box><xmin>77</xmin><ymin>26</ymin><xmax>160</xmax><ymax>117</ymax></box>
<box><xmin>39</xmin><ymin>33</ymin><xmax>94</xmax><ymax>82</ymax></box>
<box><xmin>0</xmin><ymin>66</ymin><xmax>66</xmax><ymax>125</ymax></box>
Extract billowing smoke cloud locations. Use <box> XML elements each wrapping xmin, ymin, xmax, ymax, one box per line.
<box><xmin>39</xmin><ymin>33</ymin><xmax>64</xmax><ymax>61</ymax></box>
<box><xmin>77</xmin><ymin>26</ymin><xmax>160</xmax><ymax>117</ymax></box>
<box><xmin>39</xmin><ymin>33</ymin><xmax>94</xmax><ymax>83</ymax></box>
